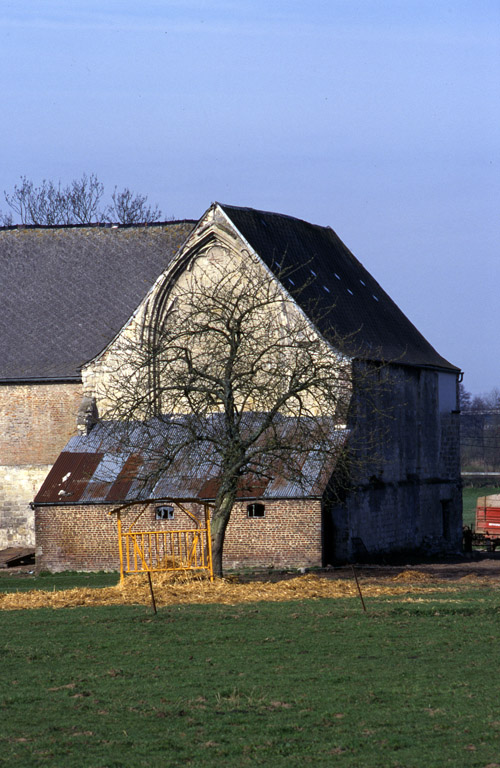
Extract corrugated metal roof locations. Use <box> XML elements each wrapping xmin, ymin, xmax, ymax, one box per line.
<box><xmin>36</xmin><ymin>452</ymin><xmax>104</xmax><ymax>504</ymax></box>
<box><xmin>34</xmin><ymin>416</ymin><xmax>347</xmax><ymax>505</ymax></box>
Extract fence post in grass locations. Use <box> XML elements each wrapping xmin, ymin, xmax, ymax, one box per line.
<box><xmin>351</xmin><ymin>564</ymin><xmax>367</xmax><ymax>612</ymax></box>
<box><xmin>116</xmin><ymin>511</ymin><xmax>125</xmax><ymax>584</ymax></box>
<box><xmin>205</xmin><ymin>504</ymin><xmax>214</xmax><ymax>582</ymax></box>
<box><xmin>147</xmin><ymin>571</ymin><xmax>158</xmax><ymax>615</ymax></box>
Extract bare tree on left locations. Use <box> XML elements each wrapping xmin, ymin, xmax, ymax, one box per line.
<box><xmin>0</xmin><ymin>173</ymin><xmax>163</xmax><ymax>225</ymax></box>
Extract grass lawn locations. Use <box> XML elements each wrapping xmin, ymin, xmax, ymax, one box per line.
<box><xmin>0</xmin><ymin>571</ymin><xmax>119</xmax><ymax>594</ymax></box>
<box><xmin>2</xmin><ymin>588</ymin><xmax>500</xmax><ymax>767</ymax></box>
<box><xmin>462</xmin><ymin>485</ymin><xmax>500</xmax><ymax>527</ymax></box>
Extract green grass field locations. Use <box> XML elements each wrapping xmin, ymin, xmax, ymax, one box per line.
<box><xmin>2</xmin><ymin>587</ymin><xmax>500</xmax><ymax>767</ymax></box>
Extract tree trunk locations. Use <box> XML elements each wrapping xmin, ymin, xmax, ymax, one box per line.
<box><xmin>210</xmin><ymin>489</ymin><xmax>237</xmax><ymax>577</ymax></box>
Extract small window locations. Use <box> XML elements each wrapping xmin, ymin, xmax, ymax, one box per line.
<box><xmin>156</xmin><ymin>505</ymin><xmax>174</xmax><ymax>520</ymax></box>
<box><xmin>247</xmin><ymin>503</ymin><xmax>265</xmax><ymax>518</ymax></box>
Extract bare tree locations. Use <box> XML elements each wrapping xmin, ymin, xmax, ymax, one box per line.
<box><xmin>460</xmin><ymin>384</ymin><xmax>500</xmax><ymax>472</ymax></box>
<box><xmin>96</xmin><ymin>249</ymin><xmax>380</xmax><ymax>576</ymax></box>
<box><xmin>108</xmin><ymin>186</ymin><xmax>162</xmax><ymax>224</ymax></box>
<box><xmin>0</xmin><ymin>174</ymin><xmax>162</xmax><ymax>225</ymax></box>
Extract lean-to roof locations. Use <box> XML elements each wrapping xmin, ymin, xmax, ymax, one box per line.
<box><xmin>34</xmin><ymin>416</ymin><xmax>347</xmax><ymax>505</ymax></box>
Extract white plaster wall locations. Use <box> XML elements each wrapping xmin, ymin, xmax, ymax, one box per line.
<box><xmin>0</xmin><ymin>464</ymin><xmax>50</xmax><ymax>548</ymax></box>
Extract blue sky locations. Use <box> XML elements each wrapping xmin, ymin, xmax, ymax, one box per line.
<box><xmin>1</xmin><ymin>0</ymin><xmax>499</xmax><ymax>393</ymax></box>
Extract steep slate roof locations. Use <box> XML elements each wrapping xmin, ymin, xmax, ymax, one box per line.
<box><xmin>0</xmin><ymin>222</ymin><xmax>195</xmax><ymax>381</ymax></box>
<box><xmin>220</xmin><ymin>204</ymin><xmax>458</xmax><ymax>372</ymax></box>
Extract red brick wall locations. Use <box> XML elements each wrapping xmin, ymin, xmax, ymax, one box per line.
<box><xmin>0</xmin><ymin>382</ymin><xmax>82</xmax><ymax>466</ymax></box>
<box><xmin>35</xmin><ymin>499</ymin><xmax>323</xmax><ymax>573</ymax></box>
<box><xmin>225</xmin><ymin>499</ymin><xmax>322</xmax><ymax>569</ymax></box>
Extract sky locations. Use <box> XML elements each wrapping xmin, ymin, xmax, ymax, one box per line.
<box><xmin>1</xmin><ymin>0</ymin><xmax>499</xmax><ymax>394</ymax></box>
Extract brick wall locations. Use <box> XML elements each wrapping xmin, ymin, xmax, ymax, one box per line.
<box><xmin>0</xmin><ymin>382</ymin><xmax>82</xmax><ymax>548</ymax></box>
<box><xmin>35</xmin><ymin>498</ymin><xmax>323</xmax><ymax>573</ymax></box>
<box><xmin>0</xmin><ymin>383</ymin><xmax>82</xmax><ymax>466</ymax></box>
<box><xmin>224</xmin><ymin>499</ymin><xmax>322</xmax><ymax>569</ymax></box>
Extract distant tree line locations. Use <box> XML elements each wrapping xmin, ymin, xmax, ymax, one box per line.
<box><xmin>0</xmin><ymin>174</ymin><xmax>162</xmax><ymax>226</ymax></box>
<box><xmin>460</xmin><ymin>384</ymin><xmax>500</xmax><ymax>472</ymax></box>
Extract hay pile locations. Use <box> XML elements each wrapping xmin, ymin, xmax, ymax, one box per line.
<box><xmin>392</xmin><ymin>570</ymin><xmax>433</xmax><ymax>582</ymax></box>
<box><xmin>0</xmin><ymin>572</ymin><xmax>454</xmax><ymax>612</ymax></box>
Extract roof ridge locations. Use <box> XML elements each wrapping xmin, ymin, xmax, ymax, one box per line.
<box><xmin>0</xmin><ymin>219</ymin><xmax>197</xmax><ymax>233</ymax></box>
<box><xmin>217</xmin><ymin>202</ymin><xmax>330</xmax><ymax>231</ymax></box>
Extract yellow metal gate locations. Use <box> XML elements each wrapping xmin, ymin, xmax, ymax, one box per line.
<box><xmin>114</xmin><ymin>502</ymin><xmax>213</xmax><ymax>582</ymax></box>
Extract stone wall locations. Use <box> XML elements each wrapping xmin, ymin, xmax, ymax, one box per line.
<box><xmin>326</xmin><ymin>364</ymin><xmax>462</xmax><ymax>561</ymax></box>
<box><xmin>0</xmin><ymin>382</ymin><xmax>82</xmax><ymax>548</ymax></box>
<box><xmin>35</xmin><ymin>498</ymin><xmax>322</xmax><ymax>573</ymax></box>
<box><xmin>0</xmin><ymin>465</ymin><xmax>50</xmax><ymax>548</ymax></box>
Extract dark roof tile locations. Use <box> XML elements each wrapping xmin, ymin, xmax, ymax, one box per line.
<box><xmin>220</xmin><ymin>204</ymin><xmax>458</xmax><ymax>371</ymax></box>
<box><xmin>0</xmin><ymin>222</ymin><xmax>195</xmax><ymax>381</ymax></box>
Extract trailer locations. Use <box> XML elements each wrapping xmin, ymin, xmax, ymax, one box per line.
<box><xmin>474</xmin><ymin>494</ymin><xmax>500</xmax><ymax>551</ymax></box>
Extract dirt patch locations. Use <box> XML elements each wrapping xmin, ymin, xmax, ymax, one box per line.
<box><xmin>319</xmin><ymin>551</ymin><xmax>500</xmax><ymax>582</ymax></box>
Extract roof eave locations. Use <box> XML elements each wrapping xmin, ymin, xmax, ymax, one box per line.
<box><xmin>0</xmin><ymin>376</ymin><xmax>82</xmax><ymax>385</ymax></box>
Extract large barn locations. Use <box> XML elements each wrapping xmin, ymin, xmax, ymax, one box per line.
<box><xmin>26</xmin><ymin>203</ymin><xmax>462</xmax><ymax>571</ymax></box>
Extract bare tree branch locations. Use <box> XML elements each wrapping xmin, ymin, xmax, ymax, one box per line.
<box><xmin>107</xmin><ymin>186</ymin><xmax>162</xmax><ymax>224</ymax></box>
<box><xmin>93</xmin><ymin>248</ymin><xmax>387</xmax><ymax>575</ymax></box>
<box><xmin>2</xmin><ymin>174</ymin><xmax>162</xmax><ymax>225</ymax></box>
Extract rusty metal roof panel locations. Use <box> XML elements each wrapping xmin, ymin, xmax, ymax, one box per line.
<box><xmin>34</xmin><ymin>452</ymin><xmax>104</xmax><ymax>504</ymax></box>
<box><xmin>106</xmin><ymin>453</ymin><xmax>143</xmax><ymax>501</ymax></box>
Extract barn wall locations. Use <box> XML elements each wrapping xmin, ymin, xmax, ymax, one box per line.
<box><xmin>0</xmin><ymin>382</ymin><xmax>82</xmax><ymax>548</ymax></box>
<box><xmin>326</xmin><ymin>364</ymin><xmax>462</xmax><ymax>561</ymax></box>
<box><xmin>35</xmin><ymin>499</ymin><xmax>322</xmax><ymax>573</ymax></box>
<box><xmin>83</xmin><ymin>220</ymin><xmax>350</xmax><ymax>423</ymax></box>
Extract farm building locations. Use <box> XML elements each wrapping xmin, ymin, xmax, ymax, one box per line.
<box><xmin>0</xmin><ymin>220</ymin><xmax>196</xmax><ymax>549</ymax></box>
<box><xmin>34</xmin><ymin>416</ymin><xmax>343</xmax><ymax>572</ymax></box>
<box><xmin>31</xmin><ymin>203</ymin><xmax>462</xmax><ymax>571</ymax></box>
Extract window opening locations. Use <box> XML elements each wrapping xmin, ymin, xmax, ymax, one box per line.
<box><xmin>247</xmin><ymin>503</ymin><xmax>265</xmax><ymax>518</ymax></box>
<box><xmin>156</xmin><ymin>505</ymin><xmax>174</xmax><ymax>520</ymax></box>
